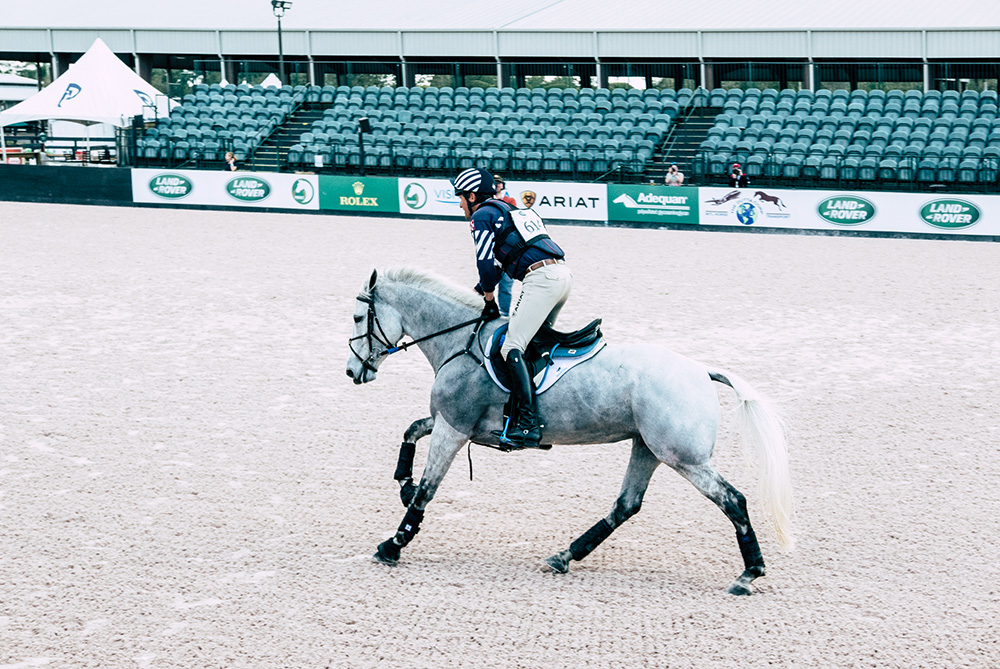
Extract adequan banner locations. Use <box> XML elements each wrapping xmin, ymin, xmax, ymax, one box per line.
<box><xmin>318</xmin><ymin>175</ymin><xmax>399</xmax><ymax>213</ymax></box>
<box><xmin>504</xmin><ymin>180</ymin><xmax>608</xmax><ymax>222</ymax></box>
<box><xmin>397</xmin><ymin>178</ymin><xmax>464</xmax><ymax>218</ymax></box>
<box><xmin>132</xmin><ymin>168</ymin><xmax>319</xmax><ymax>209</ymax></box>
<box><xmin>607</xmin><ymin>184</ymin><xmax>699</xmax><ymax>224</ymax></box>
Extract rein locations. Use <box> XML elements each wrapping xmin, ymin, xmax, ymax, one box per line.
<box><xmin>350</xmin><ymin>292</ymin><xmax>487</xmax><ymax>375</ymax></box>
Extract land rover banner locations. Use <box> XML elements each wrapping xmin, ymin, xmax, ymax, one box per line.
<box><xmin>397</xmin><ymin>178</ymin><xmax>464</xmax><ymax>218</ymax></box>
<box><xmin>132</xmin><ymin>168</ymin><xmax>319</xmax><ymax>209</ymax></box>
<box><xmin>318</xmin><ymin>175</ymin><xmax>399</xmax><ymax>213</ymax></box>
<box><xmin>505</xmin><ymin>180</ymin><xmax>608</xmax><ymax>222</ymax></box>
<box><xmin>607</xmin><ymin>184</ymin><xmax>699</xmax><ymax>224</ymax></box>
<box><xmin>698</xmin><ymin>187</ymin><xmax>1000</xmax><ymax>235</ymax></box>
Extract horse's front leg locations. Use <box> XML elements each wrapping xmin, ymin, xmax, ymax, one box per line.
<box><xmin>375</xmin><ymin>414</ymin><xmax>467</xmax><ymax>565</ymax></box>
<box><xmin>394</xmin><ymin>416</ymin><xmax>434</xmax><ymax>507</ymax></box>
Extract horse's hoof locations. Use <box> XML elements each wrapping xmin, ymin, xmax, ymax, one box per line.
<box><xmin>373</xmin><ymin>540</ymin><xmax>400</xmax><ymax>565</ymax></box>
<box><xmin>543</xmin><ymin>551</ymin><xmax>571</xmax><ymax>574</ymax></box>
<box><xmin>727</xmin><ymin>581</ymin><xmax>753</xmax><ymax>596</ymax></box>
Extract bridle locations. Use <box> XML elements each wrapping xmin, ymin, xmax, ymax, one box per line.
<box><xmin>349</xmin><ymin>293</ymin><xmax>396</xmax><ymax>376</ymax></box>
<box><xmin>349</xmin><ymin>290</ymin><xmax>487</xmax><ymax>376</ymax></box>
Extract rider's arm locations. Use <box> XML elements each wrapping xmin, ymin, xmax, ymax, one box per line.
<box><xmin>470</xmin><ymin>209</ymin><xmax>503</xmax><ymax>295</ymax></box>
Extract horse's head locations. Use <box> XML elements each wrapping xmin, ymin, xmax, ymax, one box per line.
<box><xmin>346</xmin><ymin>269</ymin><xmax>404</xmax><ymax>384</ymax></box>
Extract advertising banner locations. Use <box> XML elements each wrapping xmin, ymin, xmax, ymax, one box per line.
<box><xmin>132</xmin><ymin>168</ymin><xmax>319</xmax><ymax>210</ymax></box>
<box><xmin>607</xmin><ymin>184</ymin><xmax>699</xmax><ymax>224</ymax></box>
<box><xmin>397</xmin><ymin>178</ymin><xmax>464</xmax><ymax>218</ymax></box>
<box><xmin>504</xmin><ymin>180</ymin><xmax>608</xmax><ymax>222</ymax></box>
<box><xmin>699</xmin><ymin>187</ymin><xmax>1000</xmax><ymax>236</ymax></box>
<box><xmin>318</xmin><ymin>175</ymin><xmax>399</xmax><ymax>213</ymax></box>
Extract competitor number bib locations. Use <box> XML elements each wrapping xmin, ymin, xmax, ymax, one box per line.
<box><xmin>510</xmin><ymin>209</ymin><xmax>547</xmax><ymax>244</ymax></box>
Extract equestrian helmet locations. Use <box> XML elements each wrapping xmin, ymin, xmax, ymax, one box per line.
<box><xmin>452</xmin><ymin>168</ymin><xmax>495</xmax><ymax>197</ymax></box>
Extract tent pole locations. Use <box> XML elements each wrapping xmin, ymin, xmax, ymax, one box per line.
<box><xmin>0</xmin><ymin>125</ymin><xmax>7</xmax><ymax>164</ymax></box>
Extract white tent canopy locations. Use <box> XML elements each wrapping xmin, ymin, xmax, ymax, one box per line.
<box><xmin>0</xmin><ymin>37</ymin><xmax>171</xmax><ymax>162</ymax></box>
<box><xmin>0</xmin><ymin>38</ymin><xmax>167</xmax><ymax>128</ymax></box>
<box><xmin>259</xmin><ymin>73</ymin><xmax>282</xmax><ymax>88</ymax></box>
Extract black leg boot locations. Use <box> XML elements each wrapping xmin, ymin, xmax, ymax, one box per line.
<box><xmin>501</xmin><ymin>350</ymin><xmax>542</xmax><ymax>450</ymax></box>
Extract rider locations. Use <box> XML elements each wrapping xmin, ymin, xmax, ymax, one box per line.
<box><xmin>453</xmin><ymin>168</ymin><xmax>572</xmax><ymax>450</ymax></box>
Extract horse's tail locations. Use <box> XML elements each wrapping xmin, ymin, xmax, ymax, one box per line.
<box><xmin>708</xmin><ymin>368</ymin><xmax>795</xmax><ymax>551</ymax></box>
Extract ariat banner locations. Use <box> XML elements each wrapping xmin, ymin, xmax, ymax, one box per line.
<box><xmin>504</xmin><ymin>180</ymin><xmax>608</xmax><ymax>222</ymax></box>
<box><xmin>319</xmin><ymin>175</ymin><xmax>399</xmax><ymax>213</ymax></box>
<box><xmin>132</xmin><ymin>168</ymin><xmax>318</xmax><ymax>209</ymax></box>
<box><xmin>607</xmin><ymin>184</ymin><xmax>699</xmax><ymax>224</ymax></box>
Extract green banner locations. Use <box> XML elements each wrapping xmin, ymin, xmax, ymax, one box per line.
<box><xmin>607</xmin><ymin>184</ymin><xmax>699</xmax><ymax>224</ymax></box>
<box><xmin>319</xmin><ymin>175</ymin><xmax>399</xmax><ymax>213</ymax></box>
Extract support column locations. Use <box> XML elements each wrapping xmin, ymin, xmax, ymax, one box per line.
<box><xmin>136</xmin><ymin>53</ymin><xmax>153</xmax><ymax>84</ymax></box>
<box><xmin>51</xmin><ymin>53</ymin><xmax>69</xmax><ymax>78</ymax></box>
<box><xmin>595</xmin><ymin>60</ymin><xmax>604</xmax><ymax>89</ymax></box>
<box><xmin>923</xmin><ymin>61</ymin><xmax>930</xmax><ymax>93</ymax></box>
<box><xmin>703</xmin><ymin>62</ymin><xmax>714</xmax><ymax>90</ymax></box>
<box><xmin>514</xmin><ymin>65</ymin><xmax>525</xmax><ymax>90</ymax></box>
<box><xmin>222</xmin><ymin>59</ymin><xmax>238</xmax><ymax>86</ymax></box>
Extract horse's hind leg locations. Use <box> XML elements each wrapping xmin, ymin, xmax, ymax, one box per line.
<box><xmin>545</xmin><ymin>437</ymin><xmax>660</xmax><ymax>574</ymax></box>
<box><xmin>672</xmin><ymin>462</ymin><xmax>766</xmax><ymax>595</ymax></box>
<box><xmin>374</xmin><ymin>414</ymin><xmax>466</xmax><ymax>565</ymax></box>
<box><xmin>394</xmin><ymin>417</ymin><xmax>434</xmax><ymax>507</ymax></box>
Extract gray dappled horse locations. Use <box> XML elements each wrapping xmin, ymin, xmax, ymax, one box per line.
<box><xmin>346</xmin><ymin>267</ymin><xmax>793</xmax><ymax>595</ymax></box>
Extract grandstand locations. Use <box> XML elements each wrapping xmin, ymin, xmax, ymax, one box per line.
<box><xmin>694</xmin><ymin>87</ymin><xmax>1000</xmax><ymax>186</ymax></box>
<box><xmin>4</xmin><ymin>1</ymin><xmax>1000</xmax><ymax>191</ymax></box>
<box><xmin>137</xmin><ymin>83</ymin><xmax>683</xmax><ymax>180</ymax></box>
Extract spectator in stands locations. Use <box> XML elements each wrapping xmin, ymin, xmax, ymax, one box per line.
<box><xmin>729</xmin><ymin>163</ymin><xmax>749</xmax><ymax>188</ymax></box>
<box><xmin>492</xmin><ymin>174</ymin><xmax>516</xmax><ymax>316</ymax></box>
<box><xmin>224</xmin><ymin>151</ymin><xmax>237</xmax><ymax>171</ymax></box>
<box><xmin>665</xmin><ymin>163</ymin><xmax>685</xmax><ymax>186</ymax></box>
<box><xmin>494</xmin><ymin>174</ymin><xmax>517</xmax><ymax>207</ymax></box>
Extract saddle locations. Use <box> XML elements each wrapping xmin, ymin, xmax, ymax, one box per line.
<box><xmin>485</xmin><ymin>319</ymin><xmax>606</xmax><ymax>394</ymax></box>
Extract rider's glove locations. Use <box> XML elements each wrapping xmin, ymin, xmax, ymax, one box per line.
<box><xmin>474</xmin><ymin>283</ymin><xmax>485</xmax><ymax>296</ymax></box>
<box><xmin>481</xmin><ymin>297</ymin><xmax>500</xmax><ymax>321</ymax></box>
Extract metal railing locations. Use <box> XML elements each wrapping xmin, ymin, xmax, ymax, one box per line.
<box><xmin>658</xmin><ymin>86</ymin><xmax>709</xmax><ymax>168</ymax></box>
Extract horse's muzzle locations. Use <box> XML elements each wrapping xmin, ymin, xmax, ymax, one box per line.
<box><xmin>346</xmin><ymin>367</ymin><xmax>372</xmax><ymax>384</ymax></box>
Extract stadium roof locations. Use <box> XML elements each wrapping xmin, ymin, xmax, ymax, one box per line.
<box><xmin>4</xmin><ymin>0</ymin><xmax>1000</xmax><ymax>31</ymax></box>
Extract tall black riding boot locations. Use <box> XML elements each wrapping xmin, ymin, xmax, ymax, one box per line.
<box><xmin>501</xmin><ymin>349</ymin><xmax>542</xmax><ymax>450</ymax></box>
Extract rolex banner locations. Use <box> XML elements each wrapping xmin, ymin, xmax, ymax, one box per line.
<box><xmin>132</xmin><ymin>168</ymin><xmax>319</xmax><ymax>209</ymax></box>
<box><xmin>318</xmin><ymin>175</ymin><xmax>399</xmax><ymax>213</ymax></box>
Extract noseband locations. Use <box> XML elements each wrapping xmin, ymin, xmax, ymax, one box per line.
<box><xmin>350</xmin><ymin>291</ymin><xmax>487</xmax><ymax>375</ymax></box>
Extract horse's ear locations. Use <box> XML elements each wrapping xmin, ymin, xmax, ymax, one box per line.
<box><xmin>369</xmin><ymin>268</ymin><xmax>378</xmax><ymax>291</ymax></box>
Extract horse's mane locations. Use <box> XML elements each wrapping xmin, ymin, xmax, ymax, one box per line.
<box><xmin>370</xmin><ymin>266</ymin><xmax>483</xmax><ymax>311</ymax></box>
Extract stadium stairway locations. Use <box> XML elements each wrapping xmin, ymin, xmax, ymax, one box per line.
<box><xmin>651</xmin><ymin>106</ymin><xmax>722</xmax><ymax>182</ymax></box>
<box><xmin>251</xmin><ymin>107</ymin><xmax>325</xmax><ymax>171</ymax></box>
